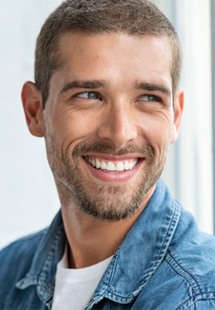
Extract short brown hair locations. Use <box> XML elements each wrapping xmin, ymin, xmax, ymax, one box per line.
<box><xmin>35</xmin><ymin>0</ymin><xmax>182</xmax><ymax>106</ymax></box>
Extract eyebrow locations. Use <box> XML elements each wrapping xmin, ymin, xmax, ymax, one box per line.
<box><xmin>60</xmin><ymin>80</ymin><xmax>105</xmax><ymax>93</ymax></box>
<box><xmin>60</xmin><ymin>79</ymin><xmax>172</xmax><ymax>97</ymax></box>
<box><xmin>135</xmin><ymin>82</ymin><xmax>171</xmax><ymax>96</ymax></box>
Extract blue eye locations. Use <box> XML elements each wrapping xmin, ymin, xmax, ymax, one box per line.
<box><xmin>140</xmin><ymin>95</ymin><xmax>161</xmax><ymax>102</ymax></box>
<box><xmin>76</xmin><ymin>91</ymin><xmax>100</xmax><ymax>100</ymax></box>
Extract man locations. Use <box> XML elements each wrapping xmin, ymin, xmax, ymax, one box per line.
<box><xmin>1</xmin><ymin>0</ymin><xmax>215</xmax><ymax>309</ymax></box>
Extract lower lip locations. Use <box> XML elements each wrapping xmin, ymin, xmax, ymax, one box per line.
<box><xmin>83</xmin><ymin>159</ymin><xmax>143</xmax><ymax>183</ymax></box>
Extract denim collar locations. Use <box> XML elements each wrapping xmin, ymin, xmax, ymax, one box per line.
<box><xmin>87</xmin><ymin>180</ymin><xmax>180</xmax><ymax>308</ymax></box>
<box><xmin>16</xmin><ymin>180</ymin><xmax>180</xmax><ymax>308</ymax></box>
<box><xmin>16</xmin><ymin>213</ymin><xmax>66</xmax><ymax>307</ymax></box>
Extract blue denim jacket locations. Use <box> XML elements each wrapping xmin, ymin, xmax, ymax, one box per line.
<box><xmin>1</xmin><ymin>180</ymin><xmax>215</xmax><ymax>309</ymax></box>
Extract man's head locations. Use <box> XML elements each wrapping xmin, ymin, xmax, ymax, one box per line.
<box><xmin>35</xmin><ymin>0</ymin><xmax>182</xmax><ymax>107</ymax></box>
<box><xmin>22</xmin><ymin>0</ymin><xmax>184</xmax><ymax>221</ymax></box>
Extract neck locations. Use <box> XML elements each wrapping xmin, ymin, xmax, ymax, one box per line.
<box><xmin>59</xmin><ymin>185</ymin><xmax>155</xmax><ymax>269</ymax></box>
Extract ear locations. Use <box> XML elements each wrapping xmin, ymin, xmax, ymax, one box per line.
<box><xmin>21</xmin><ymin>82</ymin><xmax>45</xmax><ymax>137</ymax></box>
<box><xmin>170</xmin><ymin>89</ymin><xmax>184</xmax><ymax>143</ymax></box>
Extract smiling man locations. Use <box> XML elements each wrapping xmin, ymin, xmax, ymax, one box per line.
<box><xmin>1</xmin><ymin>0</ymin><xmax>215</xmax><ymax>309</ymax></box>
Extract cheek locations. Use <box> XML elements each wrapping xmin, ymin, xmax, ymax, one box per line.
<box><xmin>47</xmin><ymin>112</ymin><xmax>99</xmax><ymax>154</ymax></box>
<box><xmin>140</xmin><ymin>112</ymin><xmax>174</xmax><ymax>150</ymax></box>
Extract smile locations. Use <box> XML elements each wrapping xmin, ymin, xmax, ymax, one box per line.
<box><xmin>84</xmin><ymin>156</ymin><xmax>139</xmax><ymax>172</ymax></box>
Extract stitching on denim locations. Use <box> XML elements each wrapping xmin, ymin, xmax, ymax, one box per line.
<box><xmin>167</xmin><ymin>250</ymin><xmax>203</xmax><ymax>298</ymax></box>
<box><xmin>36</xmin><ymin>223</ymin><xmax>65</xmax><ymax>303</ymax></box>
<box><xmin>39</xmin><ymin>225</ymin><xmax>64</xmax><ymax>278</ymax></box>
<box><xmin>103</xmin><ymin>200</ymin><xmax>181</xmax><ymax>302</ymax></box>
<box><xmin>90</xmin><ymin>250</ymin><xmax>120</xmax><ymax>303</ymax></box>
<box><xmin>89</xmin><ymin>183</ymin><xmax>181</xmax><ymax>304</ymax></box>
<box><xmin>39</xmin><ymin>226</ymin><xmax>64</xmax><ymax>279</ymax></box>
<box><xmin>176</xmin><ymin>293</ymin><xmax>215</xmax><ymax>309</ymax></box>
<box><xmin>154</xmin><ymin>200</ymin><xmax>180</xmax><ymax>261</ymax></box>
<box><xmin>135</xmin><ymin>201</ymin><xmax>180</xmax><ymax>291</ymax></box>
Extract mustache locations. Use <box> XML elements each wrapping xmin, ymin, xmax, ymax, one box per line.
<box><xmin>72</xmin><ymin>141</ymin><xmax>155</xmax><ymax>158</ymax></box>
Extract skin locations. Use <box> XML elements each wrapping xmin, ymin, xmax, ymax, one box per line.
<box><xmin>22</xmin><ymin>32</ymin><xmax>184</xmax><ymax>268</ymax></box>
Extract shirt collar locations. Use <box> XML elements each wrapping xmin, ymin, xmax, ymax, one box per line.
<box><xmin>88</xmin><ymin>179</ymin><xmax>180</xmax><ymax>307</ymax></box>
<box><xmin>16</xmin><ymin>179</ymin><xmax>180</xmax><ymax>307</ymax></box>
<box><xmin>16</xmin><ymin>211</ymin><xmax>66</xmax><ymax>306</ymax></box>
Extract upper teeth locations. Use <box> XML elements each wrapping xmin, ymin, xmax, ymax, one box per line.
<box><xmin>87</xmin><ymin>158</ymin><xmax>138</xmax><ymax>171</ymax></box>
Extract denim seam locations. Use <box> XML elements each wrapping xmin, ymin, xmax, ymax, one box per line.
<box><xmin>166</xmin><ymin>251</ymin><xmax>203</xmax><ymax>298</ymax></box>
<box><xmin>36</xmin><ymin>224</ymin><xmax>64</xmax><ymax>304</ymax></box>
<box><xmin>89</xmin><ymin>251</ymin><xmax>121</xmax><ymax>304</ymax></box>
<box><xmin>102</xmin><ymin>201</ymin><xmax>180</xmax><ymax>301</ymax></box>
<box><xmin>133</xmin><ymin>201</ymin><xmax>181</xmax><ymax>295</ymax></box>
<box><xmin>154</xmin><ymin>201</ymin><xmax>180</xmax><ymax>260</ymax></box>
<box><xmin>176</xmin><ymin>292</ymin><xmax>215</xmax><ymax>310</ymax></box>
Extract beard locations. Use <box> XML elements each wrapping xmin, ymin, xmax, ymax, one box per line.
<box><xmin>45</xmin><ymin>135</ymin><xmax>168</xmax><ymax>221</ymax></box>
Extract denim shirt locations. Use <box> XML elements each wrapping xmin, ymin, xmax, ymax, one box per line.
<box><xmin>1</xmin><ymin>180</ymin><xmax>215</xmax><ymax>310</ymax></box>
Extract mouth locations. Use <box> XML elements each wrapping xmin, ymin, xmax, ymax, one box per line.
<box><xmin>83</xmin><ymin>155</ymin><xmax>143</xmax><ymax>182</ymax></box>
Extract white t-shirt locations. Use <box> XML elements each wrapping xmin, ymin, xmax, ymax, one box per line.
<box><xmin>52</xmin><ymin>251</ymin><xmax>112</xmax><ymax>310</ymax></box>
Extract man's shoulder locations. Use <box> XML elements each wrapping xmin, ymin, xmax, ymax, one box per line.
<box><xmin>165</xmin><ymin>229</ymin><xmax>215</xmax><ymax>308</ymax></box>
<box><xmin>135</xmin><ymin>230</ymin><xmax>215</xmax><ymax>309</ymax></box>
<box><xmin>0</xmin><ymin>228</ymin><xmax>47</xmax><ymax>258</ymax></box>
<box><xmin>0</xmin><ymin>212</ymin><xmax>65</xmax><ymax>309</ymax></box>
<box><xmin>167</xmin><ymin>232</ymin><xmax>215</xmax><ymax>275</ymax></box>
<box><xmin>170</xmin><ymin>208</ymin><xmax>215</xmax><ymax>275</ymax></box>
<box><xmin>145</xmin><ymin>203</ymin><xmax>215</xmax><ymax>308</ymax></box>
<box><xmin>0</xmin><ymin>229</ymin><xmax>47</xmax><ymax>283</ymax></box>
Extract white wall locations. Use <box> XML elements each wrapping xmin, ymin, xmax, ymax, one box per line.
<box><xmin>0</xmin><ymin>0</ymin><xmax>62</xmax><ymax>248</ymax></box>
<box><xmin>174</xmin><ymin>0</ymin><xmax>213</xmax><ymax>234</ymax></box>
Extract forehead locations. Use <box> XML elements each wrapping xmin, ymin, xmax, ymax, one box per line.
<box><xmin>54</xmin><ymin>32</ymin><xmax>173</xmax><ymax>88</ymax></box>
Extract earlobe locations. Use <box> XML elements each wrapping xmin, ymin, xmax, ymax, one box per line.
<box><xmin>171</xmin><ymin>90</ymin><xmax>184</xmax><ymax>143</ymax></box>
<box><xmin>21</xmin><ymin>81</ymin><xmax>45</xmax><ymax>137</ymax></box>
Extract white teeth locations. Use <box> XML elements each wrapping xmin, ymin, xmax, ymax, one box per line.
<box><xmin>101</xmin><ymin>161</ymin><xmax>107</xmax><ymax>170</ymax></box>
<box><xmin>107</xmin><ymin>161</ymin><xmax>116</xmax><ymax>171</ymax></box>
<box><xmin>86</xmin><ymin>157</ymin><xmax>138</xmax><ymax>172</ymax></box>
<box><xmin>116</xmin><ymin>162</ymin><xmax>125</xmax><ymax>171</ymax></box>
<box><xmin>96</xmin><ymin>159</ymin><xmax>101</xmax><ymax>169</ymax></box>
<box><xmin>124</xmin><ymin>161</ymin><xmax>130</xmax><ymax>170</ymax></box>
<box><xmin>131</xmin><ymin>161</ymin><xmax>137</xmax><ymax>169</ymax></box>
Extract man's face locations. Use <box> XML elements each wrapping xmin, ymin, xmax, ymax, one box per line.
<box><xmin>40</xmin><ymin>32</ymin><xmax>182</xmax><ymax>221</ymax></box>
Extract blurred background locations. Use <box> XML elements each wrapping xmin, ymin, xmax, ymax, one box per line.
<box><xmin>0</xmin><ymin>0</ymin><xmax>214</xmax><ymax>248</ymax></box>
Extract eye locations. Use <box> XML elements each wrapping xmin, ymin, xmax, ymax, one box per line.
<box><xmin>139</xmin><ymin>94</ymin><xmax>162</xmax><ymax>103</ymax></box>
<box><xmin>76</xmin><ymin>91</ymin><xmax>101</xmax><ymax>100</ymax></box>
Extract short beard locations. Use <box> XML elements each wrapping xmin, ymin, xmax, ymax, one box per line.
<box><xmin>46</xmin><ymin>138</ymin><xmax>167</xmax><ymax>221</ymax></box>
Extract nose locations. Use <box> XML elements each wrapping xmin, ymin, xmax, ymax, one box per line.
<box><xmin>97</xmin><ymin>100</ymin><xmax>138</xmax><ymax>148</ymax></box>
